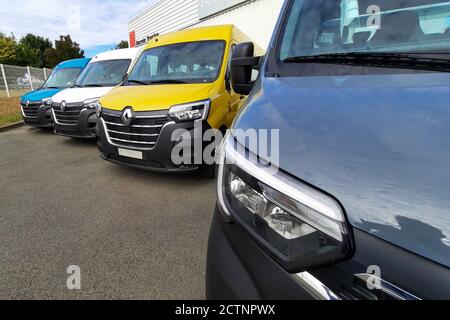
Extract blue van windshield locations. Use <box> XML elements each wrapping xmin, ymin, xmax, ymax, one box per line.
<box><xmin>43</xmin><ymin>68</ymin><xmax>82</xmax><ymax>89</ymax></box>
<box><xmin>280</xmin><ymin>0</ymin><xmax>450</xmax><ymax>60</ymax></box>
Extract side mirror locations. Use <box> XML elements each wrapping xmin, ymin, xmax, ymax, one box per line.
<box><xmin>230</xmin><ymin>42</ymin><xmax>261</xmax><ymax>96</ymax></box>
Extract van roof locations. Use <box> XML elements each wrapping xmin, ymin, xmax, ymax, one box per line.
<box><xmin>90</xmin><ymin>47</ymin><xmax>140</xmax><ymax>63</ymax></box>
<box><xmin>144</xmin><ymin>25</ymin><xmax>240</xmax><ymax>49</ymax></box>
<box><xmin>56</xmin><ymin>58</ymin><xmax>91</xmax><ymax>69</ymax></box>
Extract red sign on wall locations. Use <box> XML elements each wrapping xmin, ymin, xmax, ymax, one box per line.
<box><xmin>129</xmin><ymin>31</ymin><xmax>136</xmax><ymax>48</ymax></box>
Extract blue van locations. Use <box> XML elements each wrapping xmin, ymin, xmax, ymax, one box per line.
<box><xmin>20</xmin><ymin>58</ymin><xmax>91</xmax><ymax>128</ymax></box>
<box><xmin>207</xmin><ymin>0</ymin><xmax>450</xmax><ymax>300</ymax></box>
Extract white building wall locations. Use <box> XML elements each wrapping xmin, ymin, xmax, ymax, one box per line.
<box><xmin>189</xmin><ymin>0</ymin><xmax>284</xmax><ymax>49</ymax></box>
<box><xmin>129</xmin><ymin>0</ymin><xmax>284</xmax><ymax>49</ymax></box>
<box><xmin>129</xmin><ymin>0</ymin><xmax>199</xmax><ymax>42</ymax></box>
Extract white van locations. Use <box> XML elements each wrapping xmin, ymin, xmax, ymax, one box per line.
<box><xmin>51</xmin><ymin>48</ymin><xmax>140</xmax><ymax>138</ymax></box>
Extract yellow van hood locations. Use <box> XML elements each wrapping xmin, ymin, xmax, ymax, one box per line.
<box><xmin>99</xmin><ymin>83</ymin><xmax>218</xmax><ymax>112</ymax></box>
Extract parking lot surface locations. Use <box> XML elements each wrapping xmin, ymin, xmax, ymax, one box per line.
<box><xmin>0</xmin><ymin>126</ymin><xmax>216</xmax><ymax>299</ymax></box>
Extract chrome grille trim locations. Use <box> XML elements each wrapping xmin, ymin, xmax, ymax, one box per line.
<box><xmin>354</xmin><ymin>274</ymin><xmax>421</xmax><ymax>300</ymax></box>
<box><xmin>52</xmin><ymin>103</ymin><xmax>83</xmax><ymax>126</ymax></box>
<box><xmin>20</xmin><ymin>103</ymin><xmax>42</xmax><ymax>118</ymax></box>
<box><xmin>104</xmin><ymin>121</ymin><xmax>163</xmax><ymax>128</ymax></box>
<box><xmin>53</xmin><ymin>110</ymin><xmax>80</xmax><ymax>114</ymax></box>
<box><xmin>107</xmin><ymin>129</ymin><xmax>159</xmax><ymax>137</ymax></box>
<box><xmin>110</xmin><ymin>137</ymin><xmax>156</xmax><ymax>145</ymax></box>
<box><xmin>105</xmin><ymin>113</ymin><xmax>168</xmax><ymax>119</ymax></box>
<box><xmin>100</xmin><ymin>109</ymin><xmax>173</xmax><ymax>151</ymax></box>
<box><xmin>294</xmin><ymin>272</ymin><xmax>341</xmax><ymax>300</ymax></box>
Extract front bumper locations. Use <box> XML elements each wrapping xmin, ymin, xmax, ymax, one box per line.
<box><xmin>21</xmin><ymin>105</ymin><xmax>53</xmax><ymax>128</ymax></box>
<box><xmin>53</xmin><ymin>108</ymin><xmax>97</xmax><ymax>139</ymax></box>
<box><xmin>97</xmin><ymin>110</ymin><xmax>211</xmax><ymax>172</ymax></box>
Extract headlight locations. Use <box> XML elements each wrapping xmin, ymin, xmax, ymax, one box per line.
<box><xmin>217</xmin><ymin>133</ymin><xmax>353</xmax><ymax>272</ymax></box>
<box><xmin>95</xmin><ymin>101</ymin><xmax>102</xmax><ymax>117</ymax></box>
<box><xmin>41</xmin><ymin>98</ymin><xmax>52</xmax><ymax>106</ymax></box>
<box><xmin>168</xmin><ymin>100</ymin><xmax>210</xmax><ymax>122</ymax></box>
<box><xmin>83</xmin><ymin>98</ymin><xmax>100</xmax><ymax>110</ymax></box>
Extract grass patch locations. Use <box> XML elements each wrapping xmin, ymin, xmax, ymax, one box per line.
<box><xmin>0</xmin><ymin>97</ymin><xmax>22</xmax><ymax>126</ymax></box>
<box><xmin>0</xmin><ymin>110</ymin><xmax>22</xmax><ymax>126</ymax></box>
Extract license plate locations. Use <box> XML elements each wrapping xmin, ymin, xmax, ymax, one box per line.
<box><xmin>118</xmin><ymin>148</ymin><xmax>143</xmax><ymax>160</ymax></box>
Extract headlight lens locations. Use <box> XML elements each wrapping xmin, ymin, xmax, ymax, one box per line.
<box><xmin>95</xmin><ymin>101</ymin><xmax>102</xmax><ymax>117</ymax></box>
<box><xmin>229</xmin><ymin>171</ymin><xmax>317</xmax><ymax>240</ymax></box>
<box><xmin>41</xmin><ymin>98</ymin><xmax>52</xmax><ymax>106</ymax></box>
<box><xmin>83</xmin><ymin>98</ymin><xmax>100</xmax><ymax>110</ymax></box>
<box><xmin>217</xmin><ymin>134</ymin><xmax>353</xmax><ymax>272</ymax></box>
<box><xmin>168</xmin><ymin>100</ymin><xmax>210</xmax><ymax>122</ymax></box>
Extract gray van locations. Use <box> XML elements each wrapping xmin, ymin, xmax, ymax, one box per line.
<box><xmin>206</xmin><ymin>0</ymin><xmax>450</xmax><ymax>300</ymax></box>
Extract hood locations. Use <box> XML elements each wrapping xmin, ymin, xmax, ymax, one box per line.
<box><xmin>51</xmin><ymin>87</ymin><xmax>114</xmax><ymax>104</ymax></box>
<box><xmin>234</xmin><ymin>73</ymin><xmax>450</xmax><ymax>268</ymax></box>
<box><xmin>100</xmin><ymin>83</ymin><xmax>217</xmax><ymax>112</ymax></box>
<box><xmin>20</xmin><ymin>88</ymin><xmax>61</xmax><ymax>103</ymax></box>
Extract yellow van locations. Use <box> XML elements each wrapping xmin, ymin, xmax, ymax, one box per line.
<box><xmin>96</xmin><ymin>25</ymin><xmax>262</xmax><ymax>176</ymax></box>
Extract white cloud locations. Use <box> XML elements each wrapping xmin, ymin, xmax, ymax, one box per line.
<box><xmin>0</xmin><ymin>0</ymin><xmax>158</xmax><ymax>49</ymax></box>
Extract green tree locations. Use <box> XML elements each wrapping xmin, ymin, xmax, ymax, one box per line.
<box><xmin>115</xmin><ymin>40</ymin><xmax>129</xmax><ymax>49</ymax></box>
<box><xmin>0</xmin><ymin>33</ymin><xmax>18</xmax><ymax>65</ymax></box>
<box><xmin>44</xmin><ymin>35</ymin><xmax>85</xmax><ymax>68</ymax></box>
<box><xmin>15</xmin><ymin>44</ymin><xmax>39</xmax><ymax>67</ymax></box>
<box><xmin>18</xmin><ymin>34</ymin><xmax>52</xmax><ymax>68</ymax></box>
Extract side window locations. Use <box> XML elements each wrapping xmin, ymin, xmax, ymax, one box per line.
<box><xmin>136</xmin><ymin>54</ymin><xmax>158</xmax><ymax>80</ymax></box>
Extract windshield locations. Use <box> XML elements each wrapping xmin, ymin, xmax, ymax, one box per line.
<box><xmin>43</xmin><ymin>68</ymin><xmax>81</xmax><ymax>89</ymax></box>
<box><xmin>76</xmin><ymin>59</ymin><xmax>131</xmax><ymax>87</ymax></box>
<box><xmin>127</xmin><ymin>41</ymin><xmax>226</xmax><ymax>85</ymax></box>
<box><xmin>280</xmin><ymin>0</ymin><xmax>450</xmax><ymax>60</ymax></box>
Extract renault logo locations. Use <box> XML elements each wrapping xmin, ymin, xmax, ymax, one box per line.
<box><xmin>122</xmin><ymin>107</ymin><xmax>134</xmax><ymax>126</ymax></box>
<box><xmin>26</xmin><ymin>100</ymin><xmax>30</xmax><ymax>108</ymax></box>
<box><xmin>60</xmin><ymin>101</ymin><xmax>67</xmax><ymax>112</ymax></box>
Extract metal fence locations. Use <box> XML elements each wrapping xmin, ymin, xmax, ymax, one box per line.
<box><xmin>0</xmin><ymin>64</ymin><xmax>53</xmax><ymax>98</ymax></box>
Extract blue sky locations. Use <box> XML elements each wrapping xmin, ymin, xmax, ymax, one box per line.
<box><xmin>84</xmin><ymin>44</ymin><xmax>118</xmax><ymax>58</ymax></box>
<box><xmin>0</xmin><ymin>0</ymin><xmax>158</xmax><ymax>57</ymax></box>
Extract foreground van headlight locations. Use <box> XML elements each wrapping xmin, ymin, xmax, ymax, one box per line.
<box><xmin>217</xmin><ymin>134</ymin><xmax>353</xmax><ymax>272</ymax></box>
<box><xmin>41</xmin><ymin>98</ymin><xmax>52</xmax><ymax>106</ymax></box>
<box><xmin>168</xmin><ymin>100</ymin><xmax>210</xmax><ymax>122</ymax></box>
<box><xmin>83</xmin><ymin>98</ymin><xmax>100</xmax><ymax>110</ymax></box>
<box><xmin>95</xmin><ymin>101</ymin><xmax>102</xmax><ymax>117</ymax></box>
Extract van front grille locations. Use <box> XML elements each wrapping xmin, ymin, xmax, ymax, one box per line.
<box><xmin>101</xmin><ymin>110</ymin><xmax>171</xmax><ymax>150</ymax></box>
<box><xmin>21</xmin><ymin>102</ymin><xmax>42</xmax><ymax>117</ymax></box>
<box><xmin>52</xmin><ymin>103</ymin><xmax>83</xmax><ymax>125</ymax></box>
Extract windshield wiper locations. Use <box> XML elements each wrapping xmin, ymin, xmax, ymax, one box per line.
<box><xmin>83</xmin><ymin>84</ymin><xmax>104</xmax><ymax>87</ymax></box>
<box><xmin>45</xmin><ymin>86</ymin><xmax>60</xmax><ymax>89</ymax></box>
<box><xmin>72</xmin><ymin>84</ymin><xmax>84</xmax><ymax>88</ymax></box>
<box><xmin>126</xmin><ymin>79</ymin><xmax>149</xmax><ymax>86</ymax></box>
<box><xmin>148</xmin><ymin>79</ymin><xmax>189</xmax><ymax>84</ymax></box>
<box><xmin>283</xmin><ymin>52</ymin><xmax>450</xmax><ymax>72</ymax></box>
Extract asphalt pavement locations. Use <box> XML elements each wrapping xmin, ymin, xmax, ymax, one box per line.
<box><xmin>0</xmin><ymin>125</ymin><xmax>216</xmax><ymax>299</ymax></box>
